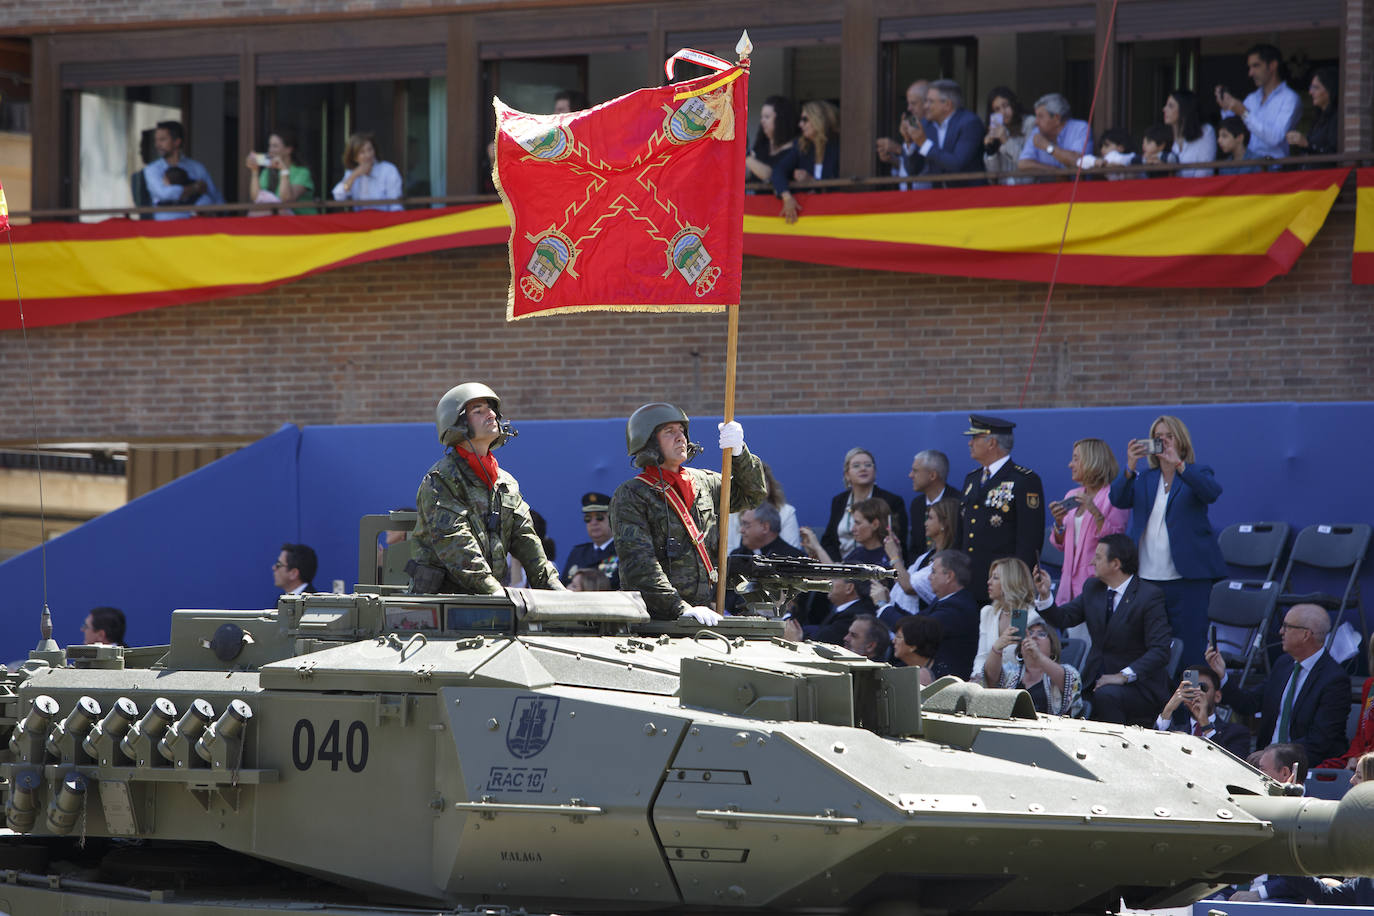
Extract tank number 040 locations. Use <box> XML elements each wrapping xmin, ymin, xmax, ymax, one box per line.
<box><xmin>292</xmin><ymin>719</ymin><xmax>369</xmax><ymax>772</ymax></box>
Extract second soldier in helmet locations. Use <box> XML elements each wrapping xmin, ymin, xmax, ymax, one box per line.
<box><xmin>610</xmin><ymin>403</ymin><xmax>767</xmax><ymax>625</ymax></box>
<box><xmin>407</xmin><ymin>382</ymin><xmax>563</xmax><ymax>595</ymax></box>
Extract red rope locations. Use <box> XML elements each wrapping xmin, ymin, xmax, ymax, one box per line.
<box><xmin>1017</xmin><ymin>0</ymin><xmax>1122</xmax><ymax>409</ymax></box>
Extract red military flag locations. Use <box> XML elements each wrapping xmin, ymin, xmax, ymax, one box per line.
<box><xmin>494</xmin><ymin>49</ymin><xmax>748</xmax><ymax>319</ymax></box>
<box><xmin>0</xmin><ymin>179</ymin><xmax>9</xmax><ymax>233</ymax></box>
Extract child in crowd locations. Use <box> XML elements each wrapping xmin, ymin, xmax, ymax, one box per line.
<box><xmin>157</xmin><ymin>166</ymin><xmax>197</xmax><ymax>218</ymax></box>
<box><xmin>1096</xmin><ymin>128</ymin><xmax>1139</xmax><ymax>179</ymax></box>
<box><xmin>1216</xmin><ymin>120</ymin><xmax>1260</xmax><ymax>175</ymax></box>
<box><xmin>1140</xmin><ymin>124</ymin><xmax>1179</xmax><ymax>177</ymax></box>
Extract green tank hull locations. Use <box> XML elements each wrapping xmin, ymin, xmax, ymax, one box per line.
<box><xmin>0</xmin><ymin>581</ymin><xmax>1369</xmax><ymax>915</ymax></box>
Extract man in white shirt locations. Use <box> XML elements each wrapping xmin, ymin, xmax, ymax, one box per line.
<box><xmin>273</xmin><ymin>543</ymin><xmax>318</xmax><ymax>595</ymax></box>
<box><xmin>1216</xmin><ymin>43</ymin><xmax>1301</xmax><ymax>159</ymax></box>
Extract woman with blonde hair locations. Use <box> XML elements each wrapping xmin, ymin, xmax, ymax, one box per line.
<box><xmin>809</xmin><ymin>447</ymin><xmax>908</xmax><ymax>565</ymax></box>
<box><xmin>771</xmin><ymin>99</ymin><xmax>840</xmax><ymax>223</ymax></box>
<box><xmin>1049</xmin><ymin>438</ymin><xmax>1128</xmax><ymax>648</ymax></box>
<box><xmin>1110</xmin><ymin>414</ymin><xmax>1227</xmax><ymax>667</ymax></box>
<box><xmin>972</xmin><ymin>556</ymin><xmax>1043</xmax><ymax>685</ymax></box>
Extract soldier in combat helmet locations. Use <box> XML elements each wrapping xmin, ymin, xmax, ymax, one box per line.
<box><xmin>407</xmin><ymin>382</ymin><xmax>564</xmax><ymax>595</ymax></box>
<box><xmin>610</xmin><ymin>404</ymin><xmax>767</xmax><ymax>625</ymax></box>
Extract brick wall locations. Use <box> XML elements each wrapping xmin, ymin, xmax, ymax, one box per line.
<box><xmin>0</xmin><ymin>204</ymin><xmax>1366</xmax><ymax>443</ymax></box>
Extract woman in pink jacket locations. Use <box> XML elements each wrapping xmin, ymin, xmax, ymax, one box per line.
<box><xmin>1049</xmin><ymin>438</ymin><xmax>1128</xmax><ymax>608</ymax></box>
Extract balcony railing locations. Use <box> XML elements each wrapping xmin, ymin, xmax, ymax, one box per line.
<box><xmin>6</xmin><ymin>153</ymin><xmax>1368</xmax><ymax>224</ymax></box>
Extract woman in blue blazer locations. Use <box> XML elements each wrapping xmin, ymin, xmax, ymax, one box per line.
<box><xmin>1109</xmin><ymin>415</ymin><xmax>1227</xmax><ymax>668</ymax></box>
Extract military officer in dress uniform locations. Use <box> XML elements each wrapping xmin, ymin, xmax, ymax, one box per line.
<box><xmin>561</xmin><ymin>491</ymin><xmax>619</xmax><ymax>588</ymax></box>
<box><xmin>958</xmin><ymin>414</ymin><xmax>1045</xmax><ymax>606</ymax></box>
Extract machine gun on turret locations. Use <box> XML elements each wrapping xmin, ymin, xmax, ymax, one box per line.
<box><xmin>725</xmin><ymin>553</ymin><xmax>895</xmax><ymax>616</ymax></box>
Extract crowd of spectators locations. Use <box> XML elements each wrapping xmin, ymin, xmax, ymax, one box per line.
<box><xmin>761</xmin><ymin>42</ymin><xmax>1340</xmax><ymax>220</ymax></box>
<box><xmin>660</xmin><ymin>408</ymin><xmax>1373</xmax><ymax>806</ymax></box>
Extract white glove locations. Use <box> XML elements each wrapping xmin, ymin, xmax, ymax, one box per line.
<box><xmin>718</xmin><ymin>420</ymin><xmax>745</xmax><ymax>452</ymax></box>
<box><xmin>681</xmin><ymin>606</ymin><xmax>723</xmax><ymax>626</ymax></box>
<box><xmin>1103</xmin><ymin>150</ymin><xmax>1133</xmax><ymax>166</ymax></box>
<box><xmin>1076</xmin><ymin>153</ymin><xmax>1098</xmax><ymax>169</ymax></box>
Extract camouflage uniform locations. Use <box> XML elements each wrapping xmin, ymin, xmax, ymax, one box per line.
<box><xmin>610</xmin><ymin>448</ymin><xmax>767</xmax><ymax>619</ymax></box>
<box><xmin>409</xmin><ymin>450</ymin><xmax>559</xmax><ymax>594</ymax></box>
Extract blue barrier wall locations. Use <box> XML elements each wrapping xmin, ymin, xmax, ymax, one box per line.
<box><xmin>0</xmin><ymin>425</ymin><xmax>301</xmax><ymax>660</ymax></box>
<box><xmin>2</xmin><ymin>402</ymin><xmax>1371</xmax><ymax>661</ymax></box>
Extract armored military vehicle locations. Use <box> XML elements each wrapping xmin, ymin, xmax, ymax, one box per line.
<box><xmin>0</xmin><ymin>514</ymin><xmax>1369</xmax><ymax>915</ymax></box>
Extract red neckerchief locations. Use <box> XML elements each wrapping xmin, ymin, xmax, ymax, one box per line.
<box><xmin>636</xmin><ymin>466</ymin><xmax>714</xmax><ymax>581</ymax></box>
<box><xmin>647</xmin><ymin>465</ymin><xmax>695</xmax><ymax>507</ymax></box>
<box><xmin>454</xmin><ymin>444</ymin><xmax>499</xmax><ymax>489</ymax></box>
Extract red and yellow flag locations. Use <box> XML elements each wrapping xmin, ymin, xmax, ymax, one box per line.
<box><xmin>493</xmin><ymin>54</ymin><xmax>748</xmax><ymax>320</ymax></box>
<box><xmin>1354</xmin><ymin>168</ymin><xmax>1374</xmax><ymax>284</ymax></box>
<box><xmin>0</xmin><ymin>170</ymin><xmax>1352</xmax><ymax>330</ymax></box>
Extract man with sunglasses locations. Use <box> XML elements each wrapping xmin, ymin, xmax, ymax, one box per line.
<box><xmin>562</xmin><ymin>492</ymin><xmax>619</xmax><ymax>588</ymax></box>
<box><xmin>273</xmin><ymin>543</ymin><xmax>317</xmax><ymax>595</ymax></box>
<box><xmin>1206</xmin><ymin>603</ymin><xmax>1349</xmax><ymax>764</ymax></box>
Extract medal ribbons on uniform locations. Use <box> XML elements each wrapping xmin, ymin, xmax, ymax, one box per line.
<box><xmin>636</xmin><ymin>472</ymin><xmax>718</xmax><ymax>584</ymax></box>
<box><xmin>986</xmin><ymin>482</ymin><xmax>1015</xmax><ymax>511</ymax></box>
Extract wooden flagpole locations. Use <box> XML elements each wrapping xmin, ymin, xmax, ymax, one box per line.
<box><xmin>714</xmin><ymin>31</ymin><xmax>751</xmax><ymax>615</ymax></box>
<box><xmin>714</xmin><ymin>301</ymin><xmax>740</xmax><ymax>613</ymax></box>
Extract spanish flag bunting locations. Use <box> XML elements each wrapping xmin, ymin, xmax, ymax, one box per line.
<box><xmin>745</xmin><ymin>167</ymin><xmax>1349</xmax><ymax>288</ymax></box>
<box><xmin>0</xmin><ymin>169</ymin><xmax>1353</xmax><ymax>330</ymax></box>
<box><xmin>1354</xmin><ymin>168</ymin><xmax>1374</xmax><ymax>284</ymax></box>
<box><xmin>493</xmin><ymin>48</ymin><xmax>748</xmax><ymax>320</ymax></box>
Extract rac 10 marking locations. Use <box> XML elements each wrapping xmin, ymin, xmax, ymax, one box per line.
<box><xmin>292</xmin><ymin>719</ymin><xmax>369</xmax><ymax>772</ymax></box>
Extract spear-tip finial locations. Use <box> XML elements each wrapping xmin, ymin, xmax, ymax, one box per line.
<box><xmin>736</xmin><ymin>30</ymin><xmax>752</xmax><ymax>65</ymax></box>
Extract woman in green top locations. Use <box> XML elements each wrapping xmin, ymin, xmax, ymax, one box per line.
<box><xmin>244</xmin><ymin>129</ymin><xmax>318</xmax><ymax>215</ymax></box>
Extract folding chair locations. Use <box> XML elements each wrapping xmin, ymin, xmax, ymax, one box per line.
<box><xmin>1218</xmin><ymin>521</ymin><xmax>1289</xmax><ymax>583</ymax></box>
<box><xmin>1304</xmin><ymin>769</ymin><xmax>1355</xmax><ymax>800</ymax></box>
<box><xmin>1059</xmin><ymin>637</ymin><xmax>1087</xmax><ymax>672</ymax></box>
<box><xmin>1275</xmin><ymin>524</ymin><xmax>1372</xmax><ymax>663</ymax></box>
<box><xmin>1206</xmin><ymin>579</ymin><xmax>1280</xmax><ymax>687</ymax></box>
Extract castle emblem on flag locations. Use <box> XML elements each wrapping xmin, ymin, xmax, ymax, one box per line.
<box><xmin>663</xmin><ymin>96</ymin><xmax>718</xmax><ymax>145</ymax></box>
<box><xmin>520</xmin><ymin>229</ymin><xmax>579</xmax><ymax>302</ymax></box>
<box><xmin>667</xmin><ymin>227</ymin><xmax>721</xmax><ymax>296</ymax></box>
<box><xmin>512</xmin><ymin>123</ymin><xmax>572</xmax><ymax>162</ymax></box>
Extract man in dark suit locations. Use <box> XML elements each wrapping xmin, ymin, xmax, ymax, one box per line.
<box><xmin>1206</xmin><ymin>602</ymin><xmax>1349</xmax><ymax>764</ymax></box>
<box><xmin>1035</xmin><ymin>533</ymin><xmax>1173</xmax><ymax>725</ymax></box>
<box><xmin>843</xmin><ymin>613</ymin><xmax>892</xmax><ymax>661</ymax></box>
<box><xmin>923</xmin><ymin>550</ymin><xmax>980</xmax><ymax>679</ymax></box>
<box><xmin>1155</xmin><ymin>664</ymin><xmax>1251</xmax><ymax>757</ymax></box>
<box><xmin>274</xmin><ymin>542</ymin><xmax>318</xmax><ymax>595</ymax></box>
<box><xmin>561</xmin><ymin>491</ymin><xmax>618</xmax><ymax>587</ymax></box>
<box><xmin>804</xmin><ymin>578</ymin><xmax>876</xmax><ymax>646</ymax></box>
<box><xmin>727</xmin><ymin>504</ymin><xmax>805</xmax><ymax>613</ymax></box>
<box><xmin>903</xmin><ymin>79</ymin><xmax>986</xmax><ymax>185</ymax></box>
<box><xmin>959</xmin><ymin>414</ymin><xmax>1045</xmax><ymax>606</ymax></box>
<box><xmin>906</xmin><ymin>448</ymin><xmax>961</xmax><ymax>555</ymax></box>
